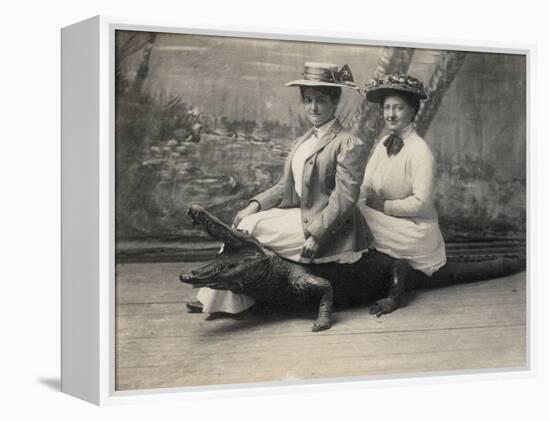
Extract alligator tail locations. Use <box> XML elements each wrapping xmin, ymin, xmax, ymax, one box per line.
<box><xmin>419</xmin><ymin>255</ymin><xmax>526</xmax><ymax>289</ymax></box>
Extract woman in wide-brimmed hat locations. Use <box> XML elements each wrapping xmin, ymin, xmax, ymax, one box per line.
<box><xmin>360</xmin><ymin>74</ymin><xmax>446</xmax><ymax>316</ymax></box>
<box><xmin>187</xmin><ymin>62</ymin><xmax>371</xmax><ymax>323</ymax></box>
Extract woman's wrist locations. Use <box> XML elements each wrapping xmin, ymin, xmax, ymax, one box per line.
<box><xmin>248</xmin><ymin>200</ymin><xmax>261</xmax><ymax>212</ymax></box>
<box><xmin>366</xmin><ymin>193</ymin><xmax>385</xmax><ymax>213</ymax></box>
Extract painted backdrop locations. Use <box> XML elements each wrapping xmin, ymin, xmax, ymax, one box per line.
<box><xmin>115</xmin><ymin>31</ymin><xmax>526</xmax><ymax>253</ymax></box>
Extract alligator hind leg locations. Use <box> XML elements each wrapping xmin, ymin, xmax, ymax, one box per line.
<box><xmin>292</xmin><ymin>271</ymin><xmax>334</xmax><ymax>332</ymax></box>
<box><xmin>368</xmin><ymin>259</ymin><xmax>408</xmax><ymax>317</ymax></box>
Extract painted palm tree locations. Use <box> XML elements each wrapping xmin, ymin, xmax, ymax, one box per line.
<box><xmin>349</xmin><ymin>47</ymin><xmax>415</xmax><ymax>147</ymax></box>
<box><xmin>115</xmin><ymin>31</ymin><xmax>157</xmax><ymax>148</ymax></box>
<box><xmin>115</xmin><ymin>32</ymin><xmax>158</xmax><ymax>235</ymax></box>
<box><xmin>115</xmin><ymin>32</ymin><xmax>157</xmax><ymax>99</ymax></box>
<box><xmin>350</xmin><ymin>48</ymin><xmax>467</xmax><ymax>151</ymax></box>
<box><xmin>415</xmin><ymin>51</ymin><xmax>467</xmax><ymax>137</ymax></box>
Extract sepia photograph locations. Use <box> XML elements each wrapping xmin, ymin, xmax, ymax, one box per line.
<box><xmin>113</xmin><ymin>30</ymin><xmax>527</xmax><ymax>391</ymax></box>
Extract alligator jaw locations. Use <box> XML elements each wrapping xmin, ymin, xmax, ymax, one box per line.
<box><xmin>188</xmin><ymin>204</ymin><xmax>264</xmax><ymax>250</ymax></box>
<box><xmin>179</xmin><ymin>259</ymin><xmax>225</xmax><ymax>285</ymax></box>
<box><xmin>180</xmin><ymin>253</ymin><xmax>271</xmax><ymax>294</ymax></box>
<box><xmin>181</xmin><ymin>205</ymin><xmax>273</xmax><ymax>292</ymax></box>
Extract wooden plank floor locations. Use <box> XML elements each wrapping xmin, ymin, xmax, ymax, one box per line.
<box><xmin>115</xmin><ymin>262</ymin><xmax>527</xmax><ymax>391</ymax></box>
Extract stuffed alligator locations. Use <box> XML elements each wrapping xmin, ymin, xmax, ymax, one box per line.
<box><xmin>180</xmin><ymin>205</ymin><xmax>525</xmax><ymax>332</ymax></box>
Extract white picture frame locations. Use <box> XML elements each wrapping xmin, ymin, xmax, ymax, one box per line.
<box><xmin>61</xmin><ymin>15</ymin><xmax>533</xmax><ymax>405</ymax></box>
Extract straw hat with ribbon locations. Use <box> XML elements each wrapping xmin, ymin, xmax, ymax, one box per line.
<box><xmin>285</xmin><ymin>62</ymin><xmax>360</xmax><ymax>91</ymax></box>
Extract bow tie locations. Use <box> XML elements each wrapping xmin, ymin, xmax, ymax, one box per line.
<box><xmin>383</xmin><ymin>133</ymin><xmax>404</xmax><ymax>156</ymax></box>
<box><xmin>312</xmin><ymin>127</ymin><xmax>319</xmax><ymax>138</ymax></box>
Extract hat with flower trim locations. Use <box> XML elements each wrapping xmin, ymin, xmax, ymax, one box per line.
<box><xmin>286</xmin><ymin>62</ymin><xmax>360</xmax><ymax>91</ymax></box>
<box><xmin>365</xmin><ymin>74</ymin><xmax>427</xmax><ymax>103</ymax></box>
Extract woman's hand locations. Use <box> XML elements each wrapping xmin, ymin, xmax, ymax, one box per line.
<box><xmin>300</xmin><ymin>236</ymin><xmax>320</xmax><ymax>263</ymax></box>
<box><xmin>233</xmin><ymin>201</ymin><xmax>260</xmax><ymax>228</ymax></box>
<box><xmin>365</xmin><ymin>188</ymin><xmax>385</xmax><ymax>213</ymax></box>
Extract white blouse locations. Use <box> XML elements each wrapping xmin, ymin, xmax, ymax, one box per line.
<box><xmin>291</xmin><ymin>118</ymin><xmax>336</xmax><ymax>197</ymax></box>
<box><xmin>360</xmin><ymin>127</ymin><xmax>446</xmax><ymax>275</ymax></box>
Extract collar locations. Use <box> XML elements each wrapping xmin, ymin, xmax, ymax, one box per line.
<box><xmin>391</xmin><ymin>123</ymin><xmax>414</xmax><ymax>139</ymax></box>
<box><xmin>312</xmin><ymin>117</ymin><xmax>337</xmax><ymax>139</ymax></box>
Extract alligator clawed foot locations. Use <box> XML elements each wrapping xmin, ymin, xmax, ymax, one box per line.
<box><xmin>311</xmin><ymin>315</ymin><xmax>331</xmax><ymax>332</ymax></box>
<box><xmin>368</xmin><ymin>297</ymin><xmax>399</xmax><ymax>317</ymax></box>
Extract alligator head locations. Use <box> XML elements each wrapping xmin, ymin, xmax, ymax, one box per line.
<box><xmin>179</xmin><ymin>204</ymin><xmax>274</xmax><ymax>294</ymax></box>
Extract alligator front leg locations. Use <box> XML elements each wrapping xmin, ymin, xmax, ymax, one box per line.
<box><xmin>292</xmin><ymin>272</ymin><xmax>334</xmax><ymax>332</ymax></box>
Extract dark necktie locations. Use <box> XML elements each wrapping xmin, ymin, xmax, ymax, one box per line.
<box><xmin>383</xmin><ymin>133</ymin><xmax>404</xmax><ymax>156</ymax></box>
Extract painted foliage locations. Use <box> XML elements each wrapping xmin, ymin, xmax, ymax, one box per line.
<box><xmin>115</xmin><ymin>31</ymin><xmax>526</xmax><ymax>246</ymax></box>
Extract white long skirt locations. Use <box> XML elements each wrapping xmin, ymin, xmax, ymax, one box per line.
<box><xmin>362</xmin><ymin>206</ymin><xmax>446</xmax><ymax>276</ymax></box>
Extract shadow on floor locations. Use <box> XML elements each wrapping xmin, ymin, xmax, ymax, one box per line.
<box><xmin>195</xmin><ymin>298</ymin><xmax>389</xmax><ymax>335</ymax></box>
<box><xmin>37</xmin><ymin>377</ymin><xmax>61</xmax><ymax>392</ymax></box>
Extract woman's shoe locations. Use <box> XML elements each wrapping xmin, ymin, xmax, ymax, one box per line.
<box><xmin>186</xmin><ymin>301</ymin><xmax>204</xmax><ymax>313</ymax></box>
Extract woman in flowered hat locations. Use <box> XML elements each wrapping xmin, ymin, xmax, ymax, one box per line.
<box><xmin>360</xmin><ymin>74</ymin><xmax>446</xmax><ymax>316</ymax></box>
<box><xmin>187</xmin><ymin>62</ymin><xmax>371</xmax><ymax>319</ymax></box>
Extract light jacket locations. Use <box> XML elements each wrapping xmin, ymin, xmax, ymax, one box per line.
<box><xmin>252</xmin><ymin>119</ymin><xmax>372</xmax><ymax>260</ymax></box>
